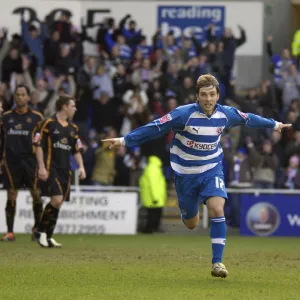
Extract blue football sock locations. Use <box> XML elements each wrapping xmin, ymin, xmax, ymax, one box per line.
<box><xmin>210</xmin><ymin>216</ymin><xmax>226</xmax><ymax>264</ymax></box>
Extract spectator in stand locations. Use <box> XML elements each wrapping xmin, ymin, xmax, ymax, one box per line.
<box><xmin>129</xmin><ymin>49</ymin><xmax>143</xmax><ymax>73</ymax></box>
<box><xmin>181</xmin><ymin>36</ymin><xmax>198</xmax><ymax>63</ymax></box>
<box><xmin>136</xmin><ymin>36</ymin><xmax>152</xmax><ymax>58</ymax></box>
<box><xmin>207</xmin><ymin>24</ymin><xmax>246</xmax><ymax>97</ymax></box>
<box><xmin>285</xmin><ymin>130</ymin><xmax>300</xmax><ymax>162</ymax></box>
<box><xmin>105</xmin><ymin>33</ymin><xmax>132</xmax><ymax>63</ymax></box>
<box><xmin>92</xmin><ymin>127</ymin><xmax>117</xmax><ymax>186</ymax></box>
<box><xmin>21</xmin><ymin>13</ymin><xmax>48</xmax><ymax>78</ymax></box>
<box><xmin>54</xmin><ymin>44</ymin><xmax>75</xmax><ymax>77</ymax></box>
<box><xmin>267</xmin><ymin>35</ymin><xmax>295</xmax><ymax>86</ymax></box>
<box><xmin>113</xmin><ymin>63</ymin><xmax>131</xmax><ymax>101</ymax></box>
<box><xmin>139</xmin><ymin>155</ymin><xmax>166</xmax><ymax>234</ymax></box>
<box><xmin>49</xmin><ymin>11</ymin><xmax>73</xmax><ymax>43</ymax></box>
<box><xmin>1</xmin><ymin>48</ymin><xmax>23</xmax><ymax>83</ymax></box>
<box><xmin>279</xmin><ymin>155</ymin><xmax>300</xmax><ymax>189</ymax></box>
<box><xmin>119</xmin><ymin>15</ymin><xmax>142</xmax><ymax>49</ymax></box>
<box><xmin>91</xmin><ymin>64</ymin><xmax>114</xmax><ymax>99</ymax></box>
<box><xmin>278</xmin><ymin>64</ymin><xmax>300</xmax><ymax>109</ymax></box>
<box><xmin>74</xmin><ymin>56</ymin><xmax>96</xmax><ymax>137</ymax></box>
<box><xmin>246</xmin><ymin>137</ymin><xmax>279</xmax><ymax>189</ymax></box>
<box><xmin>131</xmin><ymin>58</ymin><xmax>156</xmax><ymax>87</ymax></box>
<box><xmin>266</xmin><ymin>35</ymin><xmax>295</xmax><ymax>111</ymax></box>
<box><xmin>91</xmin><ymin>91</ymin><xmax>118</xmax><ymax>133</ymax></box>
<box><xmin>43</xmin><ymin>30</ymin><xmax>60</xmax><ymax>69</ymax></box>
<box><xmin>180</xmin><ymin>76</ymin><xmax>195</xmax><ymax>104</ymax></box>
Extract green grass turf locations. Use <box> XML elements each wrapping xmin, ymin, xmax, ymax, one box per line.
<box><xmin>1</xmin><ymin>234</ymin><xmax>300</xmax><ymax>300</ymax></box>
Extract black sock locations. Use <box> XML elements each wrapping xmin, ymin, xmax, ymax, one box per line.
<box><xmin>46</xmin><ymin>205</ymin><xmax>59</xmax><ymax>239</ymax></box>
<box><xmin>5</xmin><ymin>198</ymin><xmax>16</xmax><ymax>232</ymax></box>
<box><xmin>38</xmin><ymin>203</ymin><xmax>59</xmax><ymax>239</ymax></box>
<box><xmin>32</xmin><ymin>199</ymin><xmax>43</xmax><ymax>229</ymax></box>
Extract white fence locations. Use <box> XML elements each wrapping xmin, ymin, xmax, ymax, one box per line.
<box><xmin>0</xmin><ymin>186</ymin><xmax>139</xmax><ymax>235</ymax></box>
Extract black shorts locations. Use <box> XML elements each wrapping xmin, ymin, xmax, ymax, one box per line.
<box><xmin>39</xmin><ymin>176</ymin><xmax>71</xmax><ymax>202</ymax></box>
<box><xmin>3</xmin><ymin>157</ymin><xmax>37</xmax><ymax>190</ymax></box>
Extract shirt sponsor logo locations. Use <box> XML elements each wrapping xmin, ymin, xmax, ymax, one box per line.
<box><xmin>7</xmin><ymin>128</ymin><xmax>29</xmax><ymax>136</ymax></box>
<box><xmin>53</xmin><ymin>142</ymin><xmax>72</xmax><ymax>151</ymax></box>
<box><xmin>159</xmin><ymin>114</ymin><xmax>172</xmax><ymax>124</ymax></box>
<box><xmin>186</xmin><ymin>140</ymin><xmax>218</xmax><ymax>150</ymax></box>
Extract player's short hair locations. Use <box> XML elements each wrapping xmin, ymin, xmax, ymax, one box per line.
<box><xmin>15</xmin><ymin>84</ymin><xmax>31</xmax><ymax>96</ymax></box>
<box><xmin>196</xmin><ymin>74</ymin><xmax>220</xmax><ymax>95</ymax></box>
<box><xmin>55</xmin><ymin>95</ymin><xmax>74</xmax><ymax>112</ymax></box>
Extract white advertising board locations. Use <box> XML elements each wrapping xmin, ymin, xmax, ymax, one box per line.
<box><xmin>0</xmin><ymin>1</ymin><xmax>263</xmax><ymax>56</ymax></box>
<box><xmin>0</xmin><ymin>191</ymin><xmax>138</xmax><ymax>235</ymax></box>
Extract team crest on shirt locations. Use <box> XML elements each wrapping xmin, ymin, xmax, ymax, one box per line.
<box><xmin>216</xmin><ymin>127</ymin><xmax>223</xmax><ymax>135</ymax></box>
<box><xmin>26</xmin><ymin>117</ymin><xmax>32</xmax><ymax>123</ymax></box>
<box><xmin>237</xmin><ymin>110</ymin><xmax>248</xmax><ymax>120</ymax></box>
<box><xmin>159</xmin><ymin>114</ymin><xmax>172</xmax><ymax>124</ymax></box>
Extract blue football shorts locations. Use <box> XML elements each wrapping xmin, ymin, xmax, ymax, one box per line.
<box><xmin>174</xmin><ymin>164</ymin><xmax>228</xmax><ymax>220</ymax></box>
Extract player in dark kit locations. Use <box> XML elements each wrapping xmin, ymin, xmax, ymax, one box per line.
<box><xmin>0</xmin><ymin>84</ymin><xmax>44</xmax><ymax>242</ymax></box>
<box><xmin>34</xmin><ymin>95</ymin><xmax>86</xmax><ymax>248</ymax></box>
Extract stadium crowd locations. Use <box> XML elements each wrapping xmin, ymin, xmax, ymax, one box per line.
<box><xmin>0</xmin><ymin>10</ymin><xmax>300</xmax><ymax>195</ymax></box>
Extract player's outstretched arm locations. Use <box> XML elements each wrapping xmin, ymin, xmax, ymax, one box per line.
<box><xmin>224</xmin><ymin>106</ymin><xmax>292</xmax><ymax>132</ymax></box>
<box><xmin>102</xmin><ymin>110</ymin><xmax>184</xmax><ymax>149</ymax></box>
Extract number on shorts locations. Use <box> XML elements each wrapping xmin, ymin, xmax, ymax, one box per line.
<box><xmin>215</xmin><ymin>177</ymin><xmax>225</xmax><ymax>190</ymax></box>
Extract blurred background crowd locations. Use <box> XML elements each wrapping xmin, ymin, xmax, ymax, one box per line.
<box><xmin>1</xmin><ymin>9</ymin><xmax>300</xmax><ymax>229</ymax></box>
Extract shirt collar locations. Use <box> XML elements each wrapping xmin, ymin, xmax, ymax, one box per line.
<box><xmin>196</xmin><ymin>102</ymin><xmax>219</xmax><ymax>117</ymax></box>
<box><xmin>14</xmin><ymin>107</ymin><xmax>30</xmax><ymax>115</ymax></box>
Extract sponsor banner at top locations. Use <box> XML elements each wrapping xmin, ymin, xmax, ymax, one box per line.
<box><xmin>158</xmin><ymin>6</ymin><xmax>225</xmax><ymax>42</ymax></box>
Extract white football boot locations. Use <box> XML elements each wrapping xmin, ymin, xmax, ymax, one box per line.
<box><xmin>211</xmin><ymin>263</ymin><xmax>229</xmax><ymax>278</ymax></box>
<box><xmin>47</xmin><ymin>238</ymin><xmax>62</xmax><ymax>248</ymax></box>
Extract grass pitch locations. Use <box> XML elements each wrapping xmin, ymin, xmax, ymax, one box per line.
<box><xmin>1</xmin><ymin>234</ymin><xmax>300</xmax><ymax>300</ymax></box>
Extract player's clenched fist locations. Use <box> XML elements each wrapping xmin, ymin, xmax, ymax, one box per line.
<box><xmin>38</xmin><ymin>167</ymin><xmax>48</xmax><ymax>181</ymax></box>
<box><xmin>78</xmin><ymin>167</ymin><xmax>86</xmax><ymax>180</ymax></box>
<box><xmin>102</xmin><ymin>138</ymin><xmax>125</xmax><ymax>149</ymax></box>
